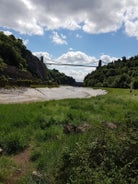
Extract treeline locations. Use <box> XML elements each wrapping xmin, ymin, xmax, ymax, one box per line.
<box><xmin>0</xmin><ymin>32</ymin><xmax>76</xmax><ymax>87</ymax></box>
<box><xmin>84</xmin><ymin>56</ymin><xmax>138</xmax><ymax>89</ymax></box>
<box><xmin>49</xmin><ymin>69</ymin><xmax>76</xmax><ymax>86</ymax></box>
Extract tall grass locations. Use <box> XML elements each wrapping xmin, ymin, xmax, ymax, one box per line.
<box><xmin>0</xmin><ymin>88</ymin><xmax>138</xmax><ymax>183</ymax></box>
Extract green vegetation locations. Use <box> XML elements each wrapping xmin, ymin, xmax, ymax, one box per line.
<box><xmin>49</xmin><ymin>69</ymin><xmax>76</xmax><ymax>86</ymax></box>
<box><xmin>0</xmin><ymin>32</ymin><xmax>76</xmax><ymax>87</ymax></box>
<box><xmin>84</xmin><ymin>56</ymin><xmax>138</xmax><ymax>89</ymax></box>
<box><xmin>0</xmin><ymin>88</ymin><xmax>138</xmax><ymax>183</ymax></box>
<box><xmin>0</xmin><ymin>156</ymin><xmax>16</xmax><ymax>182</ymax></box>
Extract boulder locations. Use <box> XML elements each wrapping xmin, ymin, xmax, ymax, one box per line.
<box><xmin>0</xmin><ymin>147</ymin><xmax>3</xmax><ymax>154</ymax></box>
<box><xmin>104</xmin><ymin>122</ymin><xmax>117</xmax><ymax>129</ymax></box>
<box><xmin>63</xmin><ymin>123</ymin><xmax>91</xmax><ymax>134</ymax></box>
<box><xmin>76</xmin><ymin>123</ymin><xmax>91</xmax><ymax>133</ymax></box>
<box><xmin>63</xmin><ymin>124</ymin><xmax>76</xmax><ymax>134</ymax></box>
<box><xmin>32</xmin><ymin>170</ymin><xmax>43</xmax><ymax>179</ymax></box>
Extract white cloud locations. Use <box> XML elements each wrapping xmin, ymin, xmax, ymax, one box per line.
<box><xmin>51</xmin><ymin>31</ymin><xmax>67</xmax><ymax>45</ymax></box>
<box><xmin>20</xmin><ymin>0</ymin><xmax>35</xmax><ymax>10</ymax></box>
<box><xmin>49</xmin><ymin>66</ymin><xmax>94</xmax><ymax>82</ymax></box>
<box><xmin>33</xmin><ymin>51</ymin><xmax>53</xmax><ymax>62</ymax></box>
<box><xmin>69</xmin><ymin>48</ymin><xmax>74</xmax><ymax>51</ymax></box>
<box><xmin>55</xmin><ymin>51</ymin><xmax>97</xmax><ymax>65</ymax></box>
<box><xmin>22</xmin><ymin>39</ymin><xmax>29</xmax><ymax>46</ymax></box>
<box><xmin>76</xmin><ymin>33</ymin><xmax>82</xmax><ymax>38</ymax></box>
<box><xmin>125</xmin><ymin>20</ymin><xmax>138</xmax><ymax>39</ymax></box>
<box><xmin>100</xmin><ymin>55</ymin><xmax>118</xmax><ymax>65</ymax></box>
<box><xmin>2</xmin><ymin>30</ymin><xmax>13</xmax><ymax>36</ymax></box>
<box><xmin>61</xmin><ymin>34</ymin><xmax>66</xmax><ymax>40</ymax></box>
<box><xmin>0</xmin><ymin>0</ymin><xmax>43</xmax><ymax>35</ymax></box>
<box><xmin>123</xmin><ymin>6</ymin><xmax>138</xmax><ymax>39</ymax></box>
<box><xmin>0</xmin><ymin>0</ymin><xmax>138</xmax><ymax>39</ymax></box>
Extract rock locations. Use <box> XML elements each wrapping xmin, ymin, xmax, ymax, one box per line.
<box><xmin>104</xmin><ymin>122</ymin><xmax>117</xmax><ymax>129</ymax></box>
<box><xmin>63</xmin><ymin>124</ymin><xmax>76</xmax><ymax>134</ymax></box>
<box><xmin>76</xmin><ymin>123</ymin><xmax>91</xmax><ymax>133</ymax></box>
<box><xmin>32</xmin><ymin>170</ymin><xmax>43</xmax><ymax>179</ymax></box>
<box><xmin>16</xmin><ymin>168</ymin><xmax>22</xmax><ymax>174</ymax></box>
<box><xmin>0</xmin><ymin>147</ymin><xmax>3</xmax><ymax>154</ymax></box>
<box><xmin>63</xmin><ymin>123</ymin><xmax>91</xmax><ymax>134</ymax></box>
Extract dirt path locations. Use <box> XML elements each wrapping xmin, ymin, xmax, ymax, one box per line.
<box><xmin>5</xmin><ymin>147</ymin><xmax>33</xmax><ymax>184</ymax></box>
<box><xmin>0</xmin><ymin>86</ymin><xmax>107</xmax><ymax>104</ymax></box>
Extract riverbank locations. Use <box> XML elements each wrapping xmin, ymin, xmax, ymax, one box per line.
<box><xmin>0</xmin><ymin>86</ymin><xmax>107</xmax><ymax>104</ymax></box>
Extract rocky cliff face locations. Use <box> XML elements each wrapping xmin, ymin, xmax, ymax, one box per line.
<box><xmin>24</xmin><ymin>50</ymin><xmax>49</xmax><ymax>80</ymax></box>
<box><xmin>0</xmin><ymin>32</ymin><xmax>49</xmax><ymax>82</ymax></box>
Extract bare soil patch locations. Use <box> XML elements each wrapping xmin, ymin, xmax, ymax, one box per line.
<box><xmin>5</xmin><ymin>147</ymin><xmax>33</xmax><ymax>184</ymax></box>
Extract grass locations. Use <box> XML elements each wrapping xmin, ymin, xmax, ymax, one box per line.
<box><xmin>0</xmin><ymin>88</ymin><xmax>138</xmax><ymax>183</ymax></box>
<box><xmin>0</xmin><ymin>156</ymin><xmax>16</xmax><ymax>182</ymax></box>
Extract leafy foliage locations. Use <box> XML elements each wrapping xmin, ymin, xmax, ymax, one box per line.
<box><xmin>84</xmin><ymin>56</ymin><xmax>138</xmax><ymax>89</ymax></box>
<box><xmin>56</xmin><ymin>123</ymin><xmax>138</xmax><ymax>184</ymax></box>
<box><xmin>49</xmin><ymin>69</ymin><xmax>76</xmax><ymax>85</ymax></box>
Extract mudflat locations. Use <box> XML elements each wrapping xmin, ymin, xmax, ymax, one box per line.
<box><xmin>0</xmin><ymin>86</ymin><xmax>107</xmax><ymax>104</ymax></box>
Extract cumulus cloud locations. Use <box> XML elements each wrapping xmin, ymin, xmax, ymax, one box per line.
<box><xmin>125</xmin><ymin>20</ymin><xmax>138</xmax><ymax>39</ymax></box>
<box><xmin>33</xmin><ymin>51</ymin><xmax>53</xmax><ymax>62</ymax></box>
<box><xmin>100</xmin><ymin>55</ymin><xmax>118</xmax><ymax>64</ymax></box>
<box><xmin>123</xmin><ymin>6</ymin><xmax>138</xmax><ymax>39</ymax></box>
<box><xmin>22</xmin><ymin>39</ymin><xmax>29</xmax><ymax>46</ymax></box>
<box><xmin>51</xmin><ymin>31</ymin><xmax>67</xmax><ymax>45</ymax></box>
<box><xmin>0</xmin><ymin>0</ymin><xmax>43</xmax><ymax>35</ymax></box>
<box><xmin>54</xmin><ymin>51</ymin><xmax>97</xmax><ymax>81</ymax></box>
<box><xmin>55</xmin><ymin>51</ymin><xmax>97</xmax><ymax>65</ymax></box>
<box><xmin>49</xmin><ymin>66</ymin><xmax>94</xmax><ymax>82</ymax></box>
<box><xmin>0</xmin><ymin>0</ymin><xmax>138</xmax><ymax>39</ymax></box>
<box><xmin>34</xmin><ymin>51</ymin><xmax>117</xmax><ymax>81</ymax></box>
<box><xmin>1</xmin><ymin>30</ymin><xmax>13</xmax><ymax>36</ymax></box>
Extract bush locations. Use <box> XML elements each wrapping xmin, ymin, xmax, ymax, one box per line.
<box><xmin>0</xmin><ymin>76</ymin><xmax>8</xmax><ymax>87</ymax></box>
<box><xmin>133</xmin><ymin>78</ymin><xmax>138</xmax><ymax>89</ymax></box>
<box><xmin>16</xmin><ymin>79</ymin><xmax>32</xmax><ymax>87</ymax></box>
<box><xmin>17</xmin><ymin>174</ymin><xmax>51</xmax><ymax>184</ymax></box>
<box><xmin>1</xmin><ymin>132</ymin><xmax>29</xmax><ymax>154</ymax></box>
<box><xmin>56</xmin><ymin>128</ymin><xmax>138</xmax><ymax>184</ymax></box>
<box><xmin>30</xmin><ymin>150</ymin><xmax>41</xmax><ymax>162</ymax></box>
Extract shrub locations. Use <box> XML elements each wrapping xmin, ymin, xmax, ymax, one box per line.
<box><xmin>16</xmin><ymin>79</ymin><xmax>32</xmax><ymax>87</ymax></box>
<box><xmin>17</xmin><ymin>174</ymin><xmax>51</xmax><ymax>184</ymax></box>
<box><xmin>30</xmin><ymin>150</ymin><xmax>41</xmax><ymax>162</ymax></box>
<box><xmin>56</xmin><ymin>129</ymin><xmax>138</xmax><ymax>184</ymax></box>
<box><xmin>1</xmin><ymin>132</ymin><xmax>29</xmax><ymax>154</ymax></box>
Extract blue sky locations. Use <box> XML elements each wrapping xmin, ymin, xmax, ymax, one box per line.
<box><xmin>0</xmin><ymin>0</ymin><xmax>138</xmax><ymax>81</ymax></box>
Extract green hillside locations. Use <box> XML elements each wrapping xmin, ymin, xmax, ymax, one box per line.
<box><xmin>84</xmin><ymin>56</ymin><xmax>138</xmax><ymax>89</ymax></box>
<box><xmin>0</xmin><ymin>32</ymin><xmax>75</xmax><ymax>87</ymax></box>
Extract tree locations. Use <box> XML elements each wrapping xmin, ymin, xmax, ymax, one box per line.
<box><xmin>84</xmin><ymin>55</ymin><xmax>138</xmax><ymax>89</ymax></box>
<box><xmin>122</xmin><ymin>56</ymin><xmax>126</xmax><ymax>62</ymax></box>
